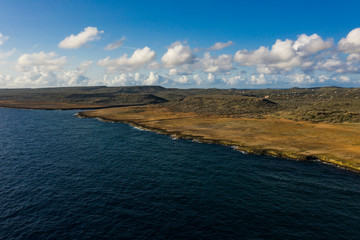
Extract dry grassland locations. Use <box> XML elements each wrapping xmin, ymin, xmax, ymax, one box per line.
<box><xmin>79</xmin><ymin>105</ymin><xmax>360</xmax><ymax>172</ymax></box>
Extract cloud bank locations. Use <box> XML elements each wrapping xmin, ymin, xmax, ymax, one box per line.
<box><xmin>1</xmin><ymin>27</ymin><xmax>360</xmax><ymax>88</ymax></box>
<box><xmin>234</xmin><ymin>34</ymin><xmax>333</xmax><ymax>74</ymax></box>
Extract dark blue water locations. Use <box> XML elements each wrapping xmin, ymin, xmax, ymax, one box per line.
<box><xmin>0</xmin><ymin>108</ymin><xmax>359</xmax><ymax>240</ymax></box>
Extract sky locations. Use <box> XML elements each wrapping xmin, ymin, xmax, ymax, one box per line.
<box><xmin>0</xmin><ymin>0</ymin><xmax>360</xmax><ymax>89</ymax></box>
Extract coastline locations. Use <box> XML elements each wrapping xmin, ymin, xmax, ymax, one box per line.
<box><xmin>0</xmin><ymin>100</ymin><xmax>150</xmax><ymax>111</ymax></box>
<box><xmin>75</xmin><ymin>106</ymin><xmax>360</xmax><ymax>173</ymax></box>
<box><xmin>2</xmin><ymin>98</ymin><xmax>359</xmax><ymax>173</ymax></box>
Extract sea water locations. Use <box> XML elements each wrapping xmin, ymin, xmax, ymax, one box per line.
<box><xmin>0</xmin><ymin>108</ymin><xmax>359</xmax><ymax>239</ymax></box>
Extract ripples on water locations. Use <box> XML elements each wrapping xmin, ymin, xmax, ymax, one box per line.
<box><xmin>0</xmin><ymin>108</ymin><xmax>359</xmax><ymax>239</ymax></box>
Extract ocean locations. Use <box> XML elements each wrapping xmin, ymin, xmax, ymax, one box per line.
<box><xmin>0</xmin><ymin>108</ymin><xmax>359</xmax><ymax>239</ymax></box>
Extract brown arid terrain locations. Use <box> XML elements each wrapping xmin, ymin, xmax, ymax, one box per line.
<box><xmin>1</xmin><ymin>86</ymin><xmax>360</xmax><ymax>172</ymax></box>
<box><xmin>78</xmin><ymin>105</ymin><xmax>360</xmax><ymax>172</ymax></box>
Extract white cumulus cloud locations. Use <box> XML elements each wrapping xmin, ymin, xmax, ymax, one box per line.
<box><xmin>234</xmin><ymin>40</ymin><xmax>301</xmax><ymax>74</ymax></box>
<box><xmin>96</xmin><ymin>72</ymin><xmax>166</xmax><ymax>86</ymax></box>
<box><xmin>267</xmin><ymin>39</ymin><xmax>296</xmax><ymax>62</ymax></box>
<box><xmin>13</xmin><ymin>68</ymin><xmax>59</xmax><ymax>87</ymax></box>
<box><xmin>222</xmin><ymin>75</ymin><xmax>244</xmax><ymax>85</ymax></box>
<box><xmin>339</xmin><ymin>76</ymin><xmax>350</xmax><ymax>82</ymax></box>
<box><xmin>98</xmin><ymin>46</ymin><xmax>156</xmax><ymax>72</ymax></box>
<box><xmin>234</xmin><ymin>46</ymin><xmax>269</xmax><ymax>66</ymax></box>
<box><xmin>318</xmin><ymin>57</ymin><xmax>359</xmax><ymax>74</ymax></box>
<box><xmin>250</xmin><ymin>74</ymin><xmax>268</xmax><ymax>85</ymax></box>
<box><xmin>338</xmin><ymin>28</ymin><xmax>360</xmax><ymax>53</ymax></box>
<box><xmin>318</xmin><ymin>75</ymin><xmax>330</xmax><ymax>83</ymax></box>
<box><xmin>174</xmin><ymin>75</ymin><xmax>189</xmax><ymax>84</ymax></box>
<box><xmin>290</xmin><ymin>73</ymin><xmax>316</xmax><ymax>84</ymax></box>
<box><xmin>193</xmin><ymin>74</ymin><xmax>203</xmax><ymax>85</ymax></box>
<box><xmin>201</xmin><ymin>52</ymin><xmax>233</xmax><ymax>73</ymax></box>
<box><xmin>161</xmin><ymin>42</ymin><xmax>194</xmax><ymax>68</ymax></box>
<box><xmin>17</xmin><ymin>51</ymin><xmax>67</xmax><ymax>71</ymax></box>
<box><xmin>99</xmin><ymin>74</ymin><xmax>129</xmax><ymax>86</ymax></box>
<box><xmin>58</xmin><ymin>27</ymin><xmax>104</xmax><ymax>49</ymax></box>
<box><xmin>207</xmin><ymin>73</ymin><xmax>215</xmax><ymax>83</ymax></box>
<box><xmin>144</xmin><ymin>72</ymin><xmax>159</xmax><ymax>85</ymax></box>
<box><xmin>234</xmin><ymin>34</ymin><xmax>333</xmax><ymax>74</ymax></box>
<box><xmin>0</xmin><ymin>74</ymin><xmax>13</xmax><ymax>87</ymax></box>
<box><xmin>12</xmin><ymin>53</ymin><xmax>94</xmax><ymax>87</ymax></box>
<box><xmin>61</xmin><ymin>60</ymin><xmax>93</xmax><ymax>86</ymax></box>
<box><xmin>347</xmin><ymin>53</ymin><xmax>360</xmax><ymax>63</ymax></box>
<box><xmin>14</xmin><ymin>63</ymin><xmax>92</xmax><ymax>88</ymax></box>
<box><xmin>293</xmin><ymin>34</ymin><xmax>333</xmax><ymax>56</ymax></box>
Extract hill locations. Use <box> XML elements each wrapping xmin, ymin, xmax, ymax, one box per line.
<box><xmin>0</xmin><ymin>86</ymin><xmax>359</xmax><ymax>122</ymax></box>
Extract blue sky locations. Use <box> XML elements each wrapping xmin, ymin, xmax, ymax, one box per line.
<box><xmin>0</xmin><ymin>0</ymin><xmax>360</xmax><ymax>88</ymax></box>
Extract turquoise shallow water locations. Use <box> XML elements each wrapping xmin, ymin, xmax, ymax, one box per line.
<box><xmin>0</xmin><ymin>108</ymin><xmax>360</xmax><ymax>239</ymax></box>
